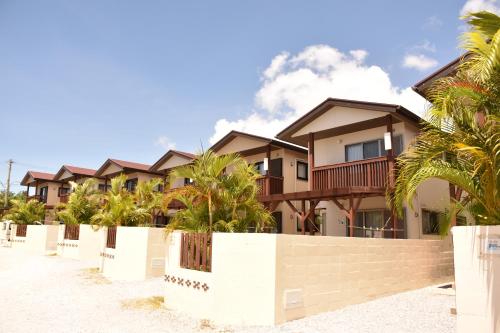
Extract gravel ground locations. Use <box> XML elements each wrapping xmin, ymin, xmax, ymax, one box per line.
<box><xmin>0</xmin><ymin>247</ymin><xmax>456</xmax><ymax>333</ymax></box>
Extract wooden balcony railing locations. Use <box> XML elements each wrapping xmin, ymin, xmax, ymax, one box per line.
<box><xmin>59</xmin><ymin>194</ymin><xmax>69</xmax><ymax>204</ymax></box>
<box><xmin>180</xmin><ymin>232</ymin><xmax>212</xmax><ymax>272</ymax></box>
<box><xmin>312</xmin><ymin>157</ymin><xmax>390</xmax><ymax>191</ymax></box>
<box><xmin>27</xmin><ymin>195</ymin><xmax>47</xmax><ymax>204</ymax></box>
<box><xmin>256</xmin><ymin>176</ymin><xmax>284</xmax><ymax>196</ymax></box>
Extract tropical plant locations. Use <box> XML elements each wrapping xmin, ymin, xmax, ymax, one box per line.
<box><xmin>392</xmin><ymin>11</ymin><xmax>500</xmax><ymax>230</ymax></box>
<box><xmin>91</xmin><ymin>174</ymin><xmax>151</xmax><ymax>227</ymax></box>
<box><xmin>3</xmin><ymin>198</ymin><xmax>45</xmax><ymax>225</ymax></box>
<box><xmin>56</xmin><ymin>179</ymin><xmax>101</xmax><ymax>225</ymax></box>
<box><xmin>164</xmin><ymin>150</ymin><xmax>274</xmax><ymax>232</ymax></box>
<box><xmin>134</xmin><ymin>178</ymin><xmax>165</xmax><ymax>224</ymax></box>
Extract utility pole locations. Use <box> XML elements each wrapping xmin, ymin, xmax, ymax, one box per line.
<box><xmin>4</xmin><ymin>159</ymin><xmax>13</xmax><ymax>208</ymax></box>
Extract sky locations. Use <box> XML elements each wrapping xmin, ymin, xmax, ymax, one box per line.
<box><xmin>1</xmin><ymin>0</ymin><xmax>499</xmax><ymax>192</ymax></box>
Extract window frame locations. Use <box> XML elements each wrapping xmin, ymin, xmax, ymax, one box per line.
<box><xmin>344</xmin><ymin>135</ymin><xmax>403</xmax><ymax>162</ymax></box>
<box><xmin>421</xmin><ymin>209</ymin><xmax>442</xmax><ymax>235</ymax></box>
<box><xmin>296</xmin><ymin>160</ymin><xmax>308</xmax><ymax>181</ymax></box>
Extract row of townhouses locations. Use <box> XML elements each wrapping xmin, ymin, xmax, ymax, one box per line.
<box><xmin>20</xmin><ymin>56</ymin><xmax>472</xmax><ymax>244</ymax></box>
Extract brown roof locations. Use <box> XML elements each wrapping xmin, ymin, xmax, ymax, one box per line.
<box><xmin>95</xmin><ymin>158</ymin><xmax>159</xmax><ymax>177</ymax></box>
<box><xmin>20</xmin><ymin>171</ymin><xmax>56</xmax><ymax>186</ymax></box>
<box><xmin>210</xmin><ymin>130</ymin><xmax>307</xmax><ymax>155</ymax></box>
<box><xmin>53</xmin><ymin>165</ymin><xmax>97</xmax><ymax>181</ymax></box>
<box><xmin>412</xmin><ymin>53</ymin><xmax>471</xmax><ymax>99</ymax></box>
<box><xmin>276</xmin><ymin>98</ymin><xmax>421</xmax><ymax>146</ymax></box>
<box><xmin>149</xmin><ymin>150</ymin><xmax>196</xmax><ymax>172</ymax></box>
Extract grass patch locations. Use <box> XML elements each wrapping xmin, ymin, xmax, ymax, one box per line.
<box><xmin>121</xmin><ymin>296</ymin><xmax>165</xmax><ymax>311</ymax></box>
<box><xmin>79</xmin><ymin>267</ymin><xmax>110</xmax><ymax>285</ymax></box>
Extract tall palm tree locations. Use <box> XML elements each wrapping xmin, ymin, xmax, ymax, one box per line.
<box><xmin>392</xmin><ymin>11</ymin><xmax>500</xmax><ymax>229</ymax></box>
<box><xmin>165</xmin><ymin>150</ymin><xmax>273</xmax><ymax>232</ymax></box>
<box><xmin>91</xmin><ymin>174</ymin><xmax>150</xmax><ymax>227</ymax></box>
<box><xmin>56</xmin><ymin>178</ymin><xmax>101</xmax><ymax>225</ymax></box>
<box><xmin>4</xmin><ymin>198</ymin><xmax>45</xmax><ymax>225</ymax></box>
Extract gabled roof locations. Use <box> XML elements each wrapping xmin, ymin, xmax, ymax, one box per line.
<box><xmin>20</xmin><ymin>171</ymin><xmax>56</xmax><ymax>186</ymax></box>
<box><xmin>412</xmin><ymin>53</ymin><xmax>471</xmax><ymax>99</ymax></box>
<box><xmin>94</xmin><ymin>158</ymin><xmax>158</xmax><ymax>177</ymax></box>
<box><xmin>53</xmin><ymin>165</ymin><xmax>97</xmax><ymax>181</ymax></box>
<box><xmin>210</xmin><ymin>130</ymin><xmax>307</xmax><ymax>155</ymax></box>
<box><xmin>276</xmin><ymin>98</ymin><xmax>421</xmax><ymax>146</ymax></box>
<box><xmin>149</xmin><ymin>150</ymin><xmax>196</xmax><ymax>172</ymax></box>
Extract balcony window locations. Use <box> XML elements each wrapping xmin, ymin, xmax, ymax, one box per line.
<box><xmin>345</xmin><ymin>136</ymin><xmax>403</xmax><ymax>162</ymax></box>
<box><xmin>98</xmin><ymin>184</ymin><xmax>111</xmax><ymax>192</ymax></box>
<box><xmin>39</xmin><ymin>186</ymin><xmax>48</xmax><ymax>202</ymax></box>
<box><xmin>297</xmin><ymin>161</ymin><xmax>308</xmax><ymax>180</ymax></box>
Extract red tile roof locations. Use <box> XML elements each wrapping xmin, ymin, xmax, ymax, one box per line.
<box><xmin>63</xmin><ymin>165</ymin><xmax>96</xmax><ymax>176</ymax></box>
<box><xmin>29</xmin><ymin>171</ymin><xmax>55</xmax><ymax>181</ymax></box>
<box><xmin>109</xmin><ymin>159</ymin><xmax>152</xmax><ymax>171</ymax></box>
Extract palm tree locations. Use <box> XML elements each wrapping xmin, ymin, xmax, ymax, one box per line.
<box><xmin>91</xmin><ymin>174</ymin><xmax>150</xmax><ymax>227</ymax></box>
<box><xmin>134</xmin><ymin>178</ymin><xmax>164</xmax><ymax>224</ymax></box>
<box><xmin>4</xmin><ymin>198</ymin><xmax>45</xmax><ymax>225</ymax></box>
<box><xmin>392</xmin><ymin>11</ymin><xmax>500</xmax><ymax>229</ymax></box>
<box><xmin>56</xmin><ymin>179</ymin><xmax>101</xmax><ymax>225</ymax></box>
<box><xmin>165</xmin><ymin>150</ymin><xmax>273</xmax><ymax>232</ymax></box>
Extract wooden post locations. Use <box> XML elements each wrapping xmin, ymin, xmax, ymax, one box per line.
<box><xmin>301</xmin><ymin>200</ymin><xmax>306</xmax><ymax>235</ymax></box>
<box><xmin>308</xmin><ymin>132</ymin><xmax>315</xmax><ymax>190</ymax></box>
<box><xmin>35</xmin><ymin>180</ymin><xmax>39</xmax><ymax>199</ymax></box>
<box><xmin>26</xmin><ymin>184</ymin><xmax>30</xmax><ymax>199</ymax></box>
<box><xmin>104</xmin><ymin>177</ymin><xmax>108</xmax><ymax>192</ymax></box>
<box><xmin>349</xmin><ymin>196</ymin><xmax>354</xmax><ymax>237</ymax></box>
<box><xmin>386</xmin><ymin>115</ymin><xmax>397</xmax><ymax>238</ymax></box>
<box><xmin>266</xmin><ymin>144</ymin><xmax>271</xmax><ymax>195</ymax></box>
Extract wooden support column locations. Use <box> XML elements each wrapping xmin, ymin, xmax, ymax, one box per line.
<box><xmin>349</xmin><ymin>197</ymin><xmax>354</xmax><ymax>237</ymax></box>
<box><xmin>386</xmin><ymin>115</ymin><xmax>397</xmax><ymax>238</ymax></box>
<box><xmin>308</xmin><ymin>132</ymin><xmax>315</xmax><ymax>191</ymax></box>
<box><xmin>26</xmin><ymin>184</ymin><xmax>30</xmax><ymax>199</ymax></box>
<box><xmin>104</xmin><ymin>177</ymin><xmax>108</xmax><ymax>192</ymax></box>
<box><xmin>266</xmin><ymin>144</ymin><xmax>272</xmax><ymax>195</ymax></box>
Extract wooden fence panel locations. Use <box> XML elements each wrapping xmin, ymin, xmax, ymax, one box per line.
<box><xmin>64</xmin><ymin>224</ymin><xmax>80</xmax><ymax>240</ymax></box>
<box><xmin>106</xmin><ymin>227</ymin><xmax>117</xmax><ymax>249</ymax></box>
<box><xmin>180</xmin><ymin>232</ymin><xmax>212</xmax><ymax>272</ymax></box>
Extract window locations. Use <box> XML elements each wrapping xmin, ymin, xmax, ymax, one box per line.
<box><xmin>296</xmin><ymin>210</ymin><xmax>321</xmax><ymax>233</ymax></box>
<box><xmin>184</xmin><ymin>178</ymin><xmax>192</xmax><ymax>186</ymax></box>
<box><xmin>254</xmin><ymin>161</ymin><xmax>266</xmax><ymax>176</ymax></box>
<box><xmin>345</xmin><ymin>136</ymin><xmax>403</xmax><ymax>162</ymax></box>
<box><xmin>58</xmin><ymin>187</ymin><xmax>70</xmax><ymax>197</ymax></box>
<box><xmin>297</xmin><ymin>161</ymin><xmax>308</xmax><ymax>180</ymax></box>
<box><xmin>422</xmin><ymin>209</ymin><xmax>443</xmax><ymax>235</ymax></box>
<box><xmin>124</xmin><ymin>178</ymin><xmax>138</xmax><ymax>192</ymax></box>
<box><xmin>98</xmin><ymin>184</ymin><xmax>111</xmax><ymax>192</ymax></box>
<box><xmin>353</xmin><ymin>210</ymin><xmax>385</xmax><ymax>238</ymax></box>
<box><xmin>39</xmin><ymin>187</ymin><xmax>48</xmax><ymax>203</ymax></box>
<box><xmin>154</xmin><ymin>184</ymin><xmax>164</xmax><ymax>192</ymax></box>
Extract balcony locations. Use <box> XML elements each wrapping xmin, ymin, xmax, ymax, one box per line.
<box><xmin>27</xmin><ymin>195</ymin><xmax>47</xmax><ymax>204</ymax></box>
<box><xmin>312</xmin><ymin>157</ymin><xmax>390</xmax><ymax>191</ymax></box>
<box><xmin>256</xmin><ymin>176</ymin><xmax>284</xmax><ymax>196</ymax></box>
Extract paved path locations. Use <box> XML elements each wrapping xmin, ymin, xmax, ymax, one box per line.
<box><xmin>0</xmin><ymin>247</ymin><xmax>456</xmax><ymax>333</ymax></box>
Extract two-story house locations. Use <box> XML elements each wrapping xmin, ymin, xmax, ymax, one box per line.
<box><xmin>274</xmin><ymin>97</ymin><xmax>471</xmax><ymax>241</ymax></box>
<box><xmin>21</xmin><ymin>171</ymin><xmax>62</xmax><ymax>222</ymax></box>
<box><xmin>52</xmin><ymin>165</ymin><xmax>102</xmax><ymax>203</ymax></box>
<box><xmin>210</xmin><ymin>130</ymin><xmax>309</xmax><ymax>234</ymax></box>
<box><xmin>94</xmin><ymin>158</ymin><xmax>162</xmax><ymax>192</ymax></box>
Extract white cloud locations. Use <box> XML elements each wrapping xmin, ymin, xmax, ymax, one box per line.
<box><xmin>413</xmin><ymin>40</ymin><xmax>437</xmax><ymax>53</ymax></box>
<box><xmin>422</xmin><ymin>16</ymin><xmax>443</xmax><ymax>30</ymax></box>
<box><xmin>209</xmin><ymin>45</ymin><xmax>428</xmax><ymax>144</ymax></box>
<box><xmin>402</xmin><ymin>54</ymin><xmax>439</xmax><ymax>71</ymax></box>
<box><xmin>461</xmin><ymin>0</ymin><xmax>500</xmax><ymax>16</ymax></box>
<box><xmin>154</xmin><ymin>136</ymin><xmax>176</xmax><ymax>150</ymax></box>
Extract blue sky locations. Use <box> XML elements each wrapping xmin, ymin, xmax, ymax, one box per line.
<box><xmin>0</xmin><ymin>0</ymin><xmax>492</xmax><ymax>191</ymax></box>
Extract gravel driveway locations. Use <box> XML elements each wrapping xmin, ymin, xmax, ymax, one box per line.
<box><xmin>0</xmin><ymin>247</ymin><xmax>455</xmax><ymax>333</ymax></box>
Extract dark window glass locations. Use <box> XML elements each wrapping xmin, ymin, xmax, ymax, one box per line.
<box><xmin>254</xmin><ymin>162</ymin><xmax>265</xmax><ymax>176</ymax></box>
<box><xmin>422</xmin><ymin>209</ymin><xmax>441</xmax><ymax>235</ymax></box>
<box><xmin>124</xmin><ymin>179</ymin><xmax>138</xmax><ymax>192</ymax></box>
<box><xmin>363</xmin><ymin>140</ymin><xmax>380</xmax><ymax>159</ymax></box>
<box><xmin>297</xmin><ymin>161</ymin><xmax>308</xmax><ymax>180</ymax></box>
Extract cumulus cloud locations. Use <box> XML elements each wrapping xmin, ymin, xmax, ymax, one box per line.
<box><xmin>154</xmin><ymin>136</ymin><xmax>176</xmax><ymax>150</ymax></box>
<box><xmin>460</xmin><ymin>0</ymin><xmax>500</xmax><ymax>15</ymax></box>
<box><xmin>209</xmin><ymin>44</ymin><xmax>428</xmax><ymax>145</ymax></box>
<box><xmin>402</xmin><ymin>54</ymin><xmax>439</xmax><ymax>71</ymax></box>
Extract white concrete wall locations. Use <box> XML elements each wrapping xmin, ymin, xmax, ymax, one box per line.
<box><xmin>10</xmin><ymin>225</ymin><xmax>58</xmax><ymax>254</ymax></box>
<box><xmin>164</xmin><ymin>233</ymin><xmax>453</xmax><ymax>326</ymax></box>
<box><xmin>100</xmin><ymin>226</ymin><xmax>166</xmax><ymax>281</ymax></box>
<box><xmin>452</xmin><ymin>226</ymin><xmax>500</xmax><ymax>333</ymax></box>
<box><xmin>57</xmin><ymin>225</ymin><xmax>105</xmax><ymax>266</ymax></box>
